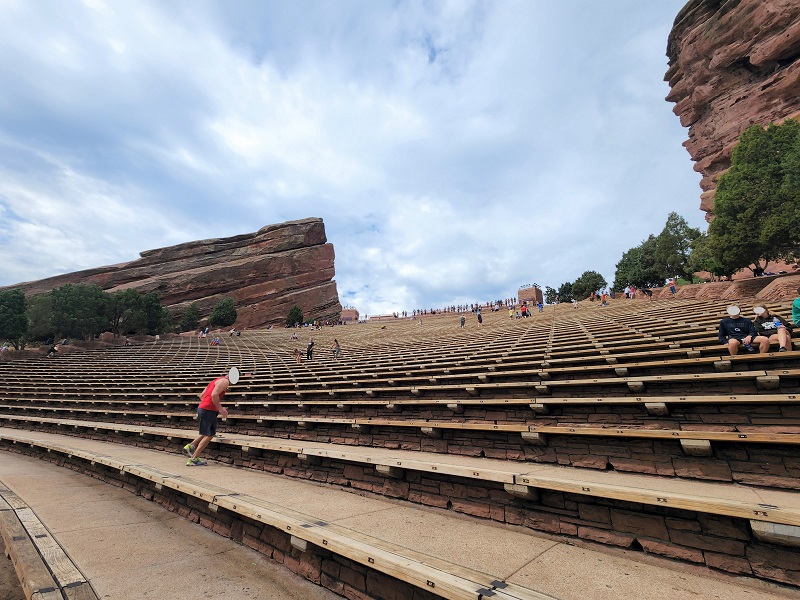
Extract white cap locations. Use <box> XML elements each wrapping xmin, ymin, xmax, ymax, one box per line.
<box><xmin>726</xmin><ymin>306</ymin><xmax>741</xmax><ymax>316</ymax></box>
<box><xmin>753</xmin><ymin>306</ymin><xmax>766</xmax><ymax>315</ymax></box>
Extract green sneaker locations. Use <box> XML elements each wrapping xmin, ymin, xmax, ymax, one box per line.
<box><xmin>186</xmin><ymin>457</ymin><xmax>207</xmax><ymax>466</ymax></box>
<box><xmin>183</xmin><ymin>443</ymin><xmax>195</xmax><ymax>457</ymax></box>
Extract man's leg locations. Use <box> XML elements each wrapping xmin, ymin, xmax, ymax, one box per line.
<box><xmin>755</xmin><ymin>335</ymin><xmax>771</xmax><ymax>353</ymax></box>
<box><xmin>192</xmin><ymin>435</ymin><xmax>213</xmax><ymax>459</ymax></box>
<box><xmin>727</xmin><ymin>339</ymin><xmax>740</xmax><ymax>356</ymax></box>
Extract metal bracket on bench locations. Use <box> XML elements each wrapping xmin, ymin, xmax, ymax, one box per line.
<box><xmin>756</xmin><ymin>376</ymin><xmax>780</xmax><ymax>391</ymax></box>
<box><xmin>446</xmin><ymin>403</ymin><xmax>463</xmax><ymax>413</ymax></box>
<box><xmin>713</xmin><ymin>360</ymin><xmax>732</xmax><ymax>372</ymax></box>
<box><xmin>534</xmin><ymin>385</ymin><xmax>551</xmax><ymax>395</ymax></box>
<box><xmin>614</xmin><ymin>367</ymin><xmax>629</xmax><ymax>377</ymax></box>
<box><xmin>375</xmin><ymin>465</ymin><xmax>404</xmax><ymax>478</ymax></box>
<box><xmin>503</xmin><ymin>484</ymin><xmax>539</xmax><ymax>500</ymax></box>
<box><xmin>290</xmin><ymin>535</ymin><xmax>308</xmax><ymax>552</ymax></box>
<box><xmin>627</xmin><ymin>381</ymin><xmax>646</xmax><ymax>393</ymax></box>
<box><xmin>644</xmin><ymin>402</ymin><xmax>669</xmax><ymax>416</ymax></box>
<box><xmin>521</xmin><ymin>432</ymin><xmax>547</xmax><ymax>446</ymax></box>
<box><xmin>529</xmin><ymin>403</ymin><xmax>549</xmax><ymax>415</ymax></box>
<box><xmin>297</xmin><ymin>453</ymin><xmax>321</xmax><ymax>465</ymax></box>
<box><xmin>750</xmin><ymin>521</ymin><xmax>800</xmax><ymax>548</ymax></box>
<box><xmin>680</xmin><ymin>439</ymin><xmax>712</xmax><ymax>456</ymax></box>
<box><xmin>420</xmin><ymin>427</ymin><xmax>441</xmax><ymax>438</ymax></box>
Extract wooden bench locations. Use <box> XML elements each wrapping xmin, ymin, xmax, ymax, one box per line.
<box><xmin>0</xmin><ymin>431</ymin><xmax>547</xmax><ymax>600</ymax></box>
<box><xmin>4</xmin><ymin>418</ymin><xmax>800</xmax><ymax>534</ymax></box>
<box><xmin>0</xmin><ymin>481</ymin><xmax>97</xmax><ymax>600</ymax></box>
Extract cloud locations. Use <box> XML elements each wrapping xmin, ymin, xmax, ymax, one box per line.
<box><xmin>0</xmin><ymin>0</ymin><xmax>700</xmax><ymax>315</ymax></box>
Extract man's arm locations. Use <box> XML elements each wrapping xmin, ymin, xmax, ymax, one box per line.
<box><xmin>211</xmin><ymin>379</ymin><xmax>229</xmax><ymax>417</ymax></box>
<box><xmin>718</xmin><ymin>320</ymin><xmax>728</xmax><ymax>344</ymax></box>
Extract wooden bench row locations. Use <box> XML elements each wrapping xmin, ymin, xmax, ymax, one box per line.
<box><xmin>2</xmin><ymin>409</ymin><xmax>800</xmax><ymax>451</ymax></box>
<box><xmin>0</xmin><ymin>431</ymin><xmax>547</xmax><ymax>600</ymax></box>
<box><xmin>4</xmin><ymin>418</ymin><xmax>800</xmax><ymax>533</ymax></box>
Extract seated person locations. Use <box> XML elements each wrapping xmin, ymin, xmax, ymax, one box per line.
<box><xmin>718</xmin><ymin>305</ymin><xmax>756</xmax><ymax>356</ymax></box>
<box><xmin>752</xmin><ymin>306</ymin><xmax>793</xmax><ymax>352</ymax></box>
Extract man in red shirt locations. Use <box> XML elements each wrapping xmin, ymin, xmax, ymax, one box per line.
<box><xmin>183</xmin><ymin>368</ymin><xmax>237</xmax><ymax>465</ymax></box>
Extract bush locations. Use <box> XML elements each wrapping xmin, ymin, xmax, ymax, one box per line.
<box><xmin>285</xmin><ymin>305</ymin><xmax>304</xmax><ymax>327</ymax></box>
<box><xmin>179</xmin><ymin>303</ymin><xmax>201</xmax><ymax>332</ymax></box>
<box><xmin>0</xmin><ymin>289</ymin><xmax>28</xmax><ymax>350</ymax></box>
<box><xmin>209</xmin><ymin>297</ymin><xmax>237</xmax><ymax>327</ymax></box>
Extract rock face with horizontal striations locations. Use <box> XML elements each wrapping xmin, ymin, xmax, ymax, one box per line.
<box><xmin>3</xmin><ymin>217</ymin><xmax>341</xmax><ymax>328</ymax></box>
<box><xmin>665</xmin><ymin>0</ymin><xmax>800</xmax><ymax>221</ymax></box>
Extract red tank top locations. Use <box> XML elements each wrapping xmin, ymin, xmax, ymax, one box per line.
<box><xmin>198</xmin><ymin>377</ymin><xmax>227</xmax><ymax>411</ymax></box>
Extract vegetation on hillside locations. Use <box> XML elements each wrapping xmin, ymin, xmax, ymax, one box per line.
<box><xmin>3</xmin><ymin>284</ymin><xmax>176</xmax><ymax>343</ymax></box>
<box><xmin>208</xmin><ymin>297</ymin><xmax>237</xmax><ymax>328</ymax></box>
<box><xmin>705</xmin><ymin>119</ymin><xmax>800</xmax><ymax>276</ymax></box>
<box><xmin>0</xmin><ymin>289</ymin><xmax>28</xmax><ymax>350</ymax></box>
<box><xmin>285</xmin><ymin>305</ymin><xmax>304</xmax><ymax>327</ymax></box>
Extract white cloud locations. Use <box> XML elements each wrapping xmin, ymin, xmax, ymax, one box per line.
<box><xmin>0</xmin><ymin>0</ymin><xmax>701</xmax><ymax>315</ymax></box>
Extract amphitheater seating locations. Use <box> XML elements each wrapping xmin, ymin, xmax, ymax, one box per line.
<box><xmin>2</xmin><ymin>296</ymin><xmax>800</xmax><ymax>591</ymax></box>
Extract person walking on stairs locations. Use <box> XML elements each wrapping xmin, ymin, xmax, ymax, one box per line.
<box><xmin>183</xmin><ymin>369</ymin><xmax>237</xmax><ymax>465</ymax></box>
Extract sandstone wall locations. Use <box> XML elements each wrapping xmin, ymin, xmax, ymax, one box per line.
<box><xmin>665</xmin><ymin>0</ymin><xmax>800</xmax><ymax>220</ymax></box>
<box><xmin>2</xmin><ymin>218</ymin><xmax>342</xmax><ymax>328</ymax></box>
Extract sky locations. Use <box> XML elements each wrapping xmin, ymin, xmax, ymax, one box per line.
<box><xmin>0</xmin><ymin>0</ymin><xmax>704</xmax><ymax>316</ymax></box>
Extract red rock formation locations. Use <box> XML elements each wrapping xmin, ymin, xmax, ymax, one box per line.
<box><xmin>2</xmin><ymin>218</ymin><xmax>341</xmax><ymax>328</ymax></box>
<box><xmin>666</xmin><ymin>0</ymin><xmax>800</xmax><ymax>220</ymax></box>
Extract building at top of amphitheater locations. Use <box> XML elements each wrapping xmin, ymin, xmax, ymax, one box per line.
<box><xmin>0</xmin><ymin>217</ymin><xmax>342</xmax><ymax>328</ymax></box>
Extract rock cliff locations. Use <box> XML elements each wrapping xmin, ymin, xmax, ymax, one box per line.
<box><xmin>665</xmin><ymin>0</ymin><xmax>800</xmax><ymax>220</ymax></box>
<box><xmin>3</xmin><ymin>218</ymin><xmax>341</xmax><ymax>328</ymax></box>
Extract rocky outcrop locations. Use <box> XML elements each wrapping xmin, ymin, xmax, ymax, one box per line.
<box><xmin>3</xmin><ymin>218</ymin><xmax>341</xmax><ymax>328</ymax></box>
<box><xmin>665</xmin><ymin>0</ymin><xmax>800</xmax><ymax>220</ymax></box>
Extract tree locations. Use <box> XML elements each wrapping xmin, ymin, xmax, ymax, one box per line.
<box><xmin>50</xmin><ymin>284</ymin><xmax>111</xmax><ymax>340</ymax></box>
<box><xmin>208</xmin><ymin>297</ymin><xmax>237</xmax><ymax>327</ymax></box>
<box><xmin>141</xmin><ymin>292</ymin><xmax>167</xmax><ymax>335</ymax></box>
<box><xmin>653</xmin><ymin>212</ymin><xmax>701</xmax><ymax>281</ymax></box>
<box><xmin>614</xmin><ymin>213</ymin><xmax>700</xmax><ymax>290</ymax></box>
<box><xmin>687</xmin><ymin>232</ymin><xmax>728</xmax><ymax>280</ymax></box>
<box><xmin>0</xmin><ymin>289</ymin><xmax>28</xmax><ymax>350</ymax></box>
<box><xmin>613</xmin><ymin>245</ymin><xmax>644</xmax><ymax>291</ymax></box>
<box><xmin>285</xmin><ymin>305</ymin><xmax>304</xmax><ymax>327</ymax></box>
<box><xmin>179</xmin><ymin>303</ymin><xmax>201</xmax><ymax>332</ymax></box>
<box><xmin>556</xmin><ymin>281</ymin><xmax>574</xmax><ymax>303</ymax></box>
<box><xmin>158</xmin><ymin>307</ymin><xmax>174</xmax><ymax>334</ymax></box>
<box><xmin>110</xmin><ymin>289</ymin><xmax>145</xmax><ymax>336</ymax></box>
<box><xmin>544</xmin><ymin>287</ymin><xmax>558</xmax><ymax>305</ymax></box>
<box><xmin>571</xmin><ymin>271</ymin><xmax>607</xmax><ymax>299</ymax></box>
<box><xmin>26</xmin><ymin>293</ymin><xmax>54</xmax><ymax>341</ymax></box>
<box><xmin>708</xmin><ymin>119</ymin><xmax>800</xmax><ymax>273</ymax></box>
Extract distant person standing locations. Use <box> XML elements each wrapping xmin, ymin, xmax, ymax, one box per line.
<box><xmin>331</xmin><ymin>339</ymin><xmax>341</xmax><ymax>359</ymax></box>
<box><xmin>668</xmin><ymin>278</ymin><xmax>677</xmax><ymax>296</ymax></box>
<box><xmin>460</xmin><ymin>314</ymin><xmax>466</xmax><ymax>328</ymax></box>
<box><xmin>306</xmin><ymin>338</ymin><xmax>315</xmax><ymax>360</ymax></box>
<box><xmin>476</xmin><ymin>309</ymin><xmax>483</xmax><ymax>327</ymax></box>
<box><xmin>793</xmin><ymin>287</ymin><xmax>800</xmax><ymax>326</ymax></box>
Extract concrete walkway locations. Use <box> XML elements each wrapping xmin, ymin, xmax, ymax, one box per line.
<box><xmin>0</xmin><ymin>452</ymin><xmax>338</xmax><ymax>599</ymax></box>
<box><xmin>1</xmin><ymin>431</ymin><xmax>798</xmax><ymax>600</ymax></box>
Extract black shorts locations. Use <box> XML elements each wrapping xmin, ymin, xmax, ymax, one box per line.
<box><xmin>197</xmin><ymin>408</ymin><xmax>218</xmax><ymax>436</ymax></box>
